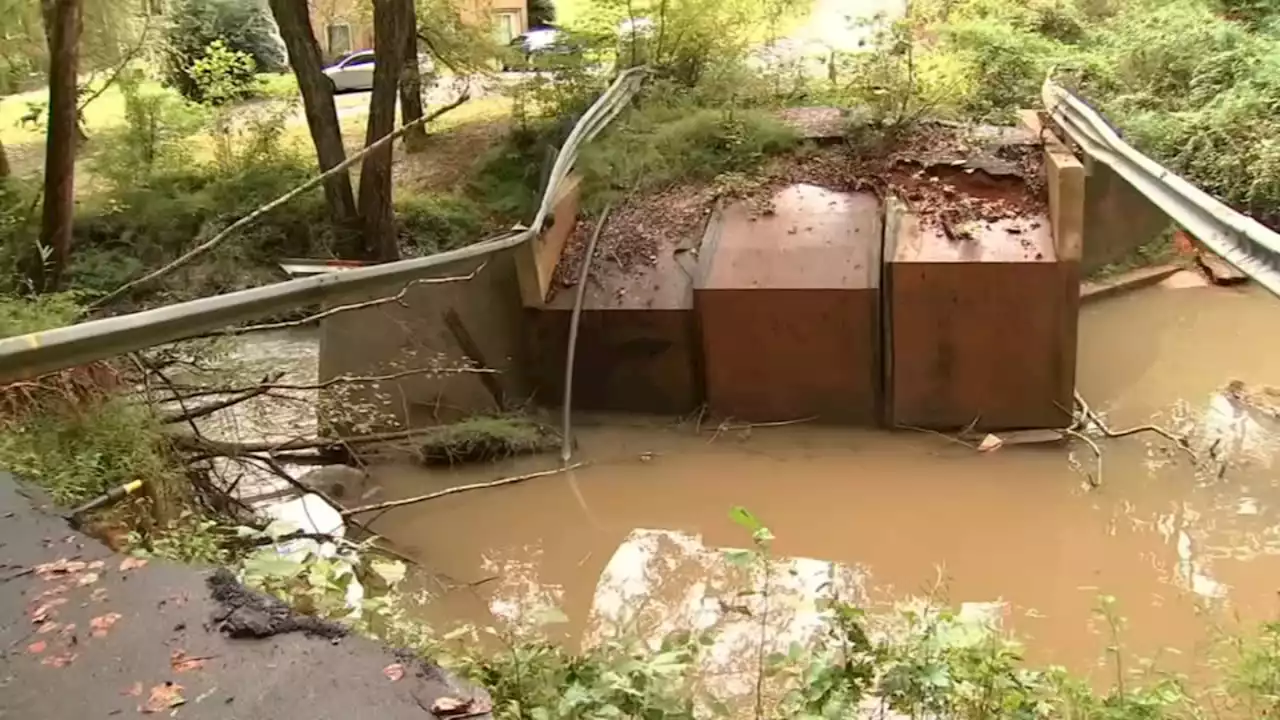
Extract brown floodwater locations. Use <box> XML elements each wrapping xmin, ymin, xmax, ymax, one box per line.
<box><xmin>365</xmin><ymin>280</ymin><xmax>1280</xmax><ymax>678</ymax></box>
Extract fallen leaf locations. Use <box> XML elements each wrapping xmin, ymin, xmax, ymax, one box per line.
<box><xmin>87</xmin><ymin>560</ymin><xmax>106</xmax><ymax>570</ymax></box>
<box><xmin>35</xmin><ymin>583</ymin><xmax>70</xmax><ymax>600</ymax></box>
<box><xmin>432</xmin><ymin>697</ymin><xmax>467</xmax><ymax>713</ymax></box>
<box><xmin>431</xmin><ymin>697</ymin><xmax>491</xmax><ymax>717</ymax></box>
<box><xmin>58</xmin><ymin>623</ymin><xmax>76</xmax><ymax>639</ymax></box>
<box><xmin>31</xmin><ymin>597</ymin><xmax>68</xmax><ymax>623</ymax></box>
<box><xmin>75</xmin><ymin>572</ymin><xmax>100</xmax><ymax>587</ymax></box>
<box><xmin>141</xmin><ymin>682</ymin><xmax>184</xmax><ymax>714</ymax></box>
<box><xmin>119</xmin><ymin>556</ymin><xmax>148</xmax><ymax>572</ymax></box>
<box><xmin>123</xmin><ymin>681</ymin><xmax>143</xmax><ymax>697</ymax></box>
<box><xmin>40</xmin><ymin>652</ymin><xmax>77</xmax><ymax>668</ymax></box>
<box><xmin>170</xmin><ymin>650</ymin><xmax>207</xmax><ymax>673</ymax></box>
<box><xmin>27</xmin><ymin>640</ymin><xmax>47</xmax><ymax>654</ymax></box>
<box><xmin>36</xmin><ymin>621</ymin><xmax>61</xmax><ymax>635</ymax></box>
<box><xmin>90</xmin><ymin>612</ymin><xmax>122</xmax><ymax>638</ymax></box>
<box><xmin>382</xmin><ymin>662</ymin><xmax>405</xmax><ymax>682</ymax></box>
<box><xmin>34</xmin><ymin>559</ymin><xmax>87</xmax><ymax>580</ymax></box>
<box><xmin>977</xmin><ymin>434</ymin><xmax>1004</xmax><ymax>452</ymax></box>
<box><xmin>90</xmin><ymin>587</ymin><xmax>109</xmax><ymax>603</ymax></box>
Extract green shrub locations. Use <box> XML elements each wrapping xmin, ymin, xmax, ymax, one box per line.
<box><xmin>577</xmin><ymin>97</ymin><xmax>799</xmax><ymax>204</ymax></box>
<box><xmin>188</xmin><ymin>39</ymin><xmax>258</xmax><ymax>106</ymax></box>
<box><xmin>0</xmin><ymin>293</ymin><xmax>83</xmax><ymax>337</ymax></box>
<box><xmin>396</xmin><ymin>193</ymin><xmax>488</xmax><ymax>255</ymax></box>
<box><xmin>162</xmin><ymin>0</ymin><xmax>285</xmax><ymax>101</ymax></box>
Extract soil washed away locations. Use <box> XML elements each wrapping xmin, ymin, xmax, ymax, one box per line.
<box><xmin>360</xmin><ymin>283</ymin><xmax>1280</xmax><ymax>674</ymax></box>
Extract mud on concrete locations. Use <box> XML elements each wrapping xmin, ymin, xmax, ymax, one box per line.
<box><xmin>552</xmin><ymin>122</ymin><xmax>1048</xmax><ymax>297</ymax></box>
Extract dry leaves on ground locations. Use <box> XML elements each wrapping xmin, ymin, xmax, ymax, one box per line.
<box><xmin>141</xmin><ymin>682</ymin><xmax>185</xmax><ymax>714</ymax></box>
<box><xmin>382</xmin><ymin>663</ymin><xmax>405</xmax><ymax>682</ymax></box>
<box><xmin>119</xmin><ymin>557</ymin><xmax>148</xmax><ymax>572</ymax></box>
<box><xmin>27</xmin><ymin>640</ymin><xmax>47</xmax><ymax>654</ymax></box>
<box><xmin>90</xmin><ymin>612</ymin><xmax>122</xmax><ymax>638</ymax></box>
<box><xmin>40</xmin><ymin>651</ymin><xmax>78</xmax><ymax>668</ymax></box>
<box><xmin>31</xmin><ymin>597</ymin><xmax>68</xmax><ymax>623</ymax></box>
<box><xmin>432</xmin><ymin>696</ymin><xmax>493</xmax><ymax>717</ymax></box>
<box><xmin>33</xmin><ymin>558</ymin><xmax>87</xmax><ymax>580</ymax></box>
<box><xmin>123</xmin><ymin>681</ymin><xmax>144</xmax><ymax>697</ymax></box>
<box><xmin>76</xmin><ymin>572</ymin><xmax>100</xmax><ymax>587</ymax></box>
<box><xmin>170</xmin><ymin>650</ymin><xmax>209</xmax><ymax>673</ymax></box>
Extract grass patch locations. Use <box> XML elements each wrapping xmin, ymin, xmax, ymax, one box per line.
<box><xmin>576</xmin><ymin>98</ymin><xmax>799</xmax><ymax>209</ymax></box>
<box><xmin>415</xmin><ymin>415</ymin><xmax>559</xmax><ymax>465</ymax></box>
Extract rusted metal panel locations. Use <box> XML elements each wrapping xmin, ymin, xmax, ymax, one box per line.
<box><xmin>696</xmin><ymin>184</ymin><xmax>882</xmax><ymax>423</ymax></box>
<box><xmin>886</xmin><ymin>212</ymin><xmax>1075</xmax><ymax>429</ymax></box>
<box><xmin>526</xmin><ymin>308</ymin><xmax>702</xmax><ymax>415</ymax></box>
<box><xmin>700</xmin><ymin>184</ymin><xmax>881</xmax><ymax>290</ymax></box>
<box><xmin>698</xmin><ymin>289</ymin><xmax>880</xmax><ymax>423</ymax></box>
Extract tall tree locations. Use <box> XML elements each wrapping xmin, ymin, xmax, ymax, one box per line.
<box><xmin>267</xmin><ymin>0</ymin><xmax>358</xmax><ymax>229</ymax></box>
<box><xmin>357</xmin><ymin>0</ymin><xmax>412</xmax><ymax>261</ymax></box>
<box><xmin>399</xmin><ymin>3</ymin><xmax>428</xmax><ymax>154</ymax></box>
<box><xmin>35</xmin><ymin>0</ymin><xmax>82</xmax><ymax>291</ymax></box>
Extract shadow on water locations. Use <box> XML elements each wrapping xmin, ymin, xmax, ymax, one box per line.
<box><xmin>348</xmin><ymin>283</ymin><xmax>1280</xmax><ymax>677</ymax></box>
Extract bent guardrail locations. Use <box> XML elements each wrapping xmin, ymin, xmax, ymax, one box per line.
<box><xmin>1042</xmin><ymin>77</ymin><xmax>1280</xmax><ymax>297</ymax></box>
<box><xmin>0</xmin><ymin>68</ymin><xmax>648</xmax><ymax>384</ymax></box>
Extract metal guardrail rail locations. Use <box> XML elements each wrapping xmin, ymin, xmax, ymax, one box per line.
<box><xmin>0</xmin><ymin>68</ymin><xmax>648</xmax><ymax>384</ymax></box>
<box><xmin>1042</xmin><ymin>77</ymin><xmax>1280</xmax><ymax>297</ymax></box>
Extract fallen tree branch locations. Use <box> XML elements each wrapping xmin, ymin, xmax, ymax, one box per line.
<box><xmin>156</xmin><ymin>366</ymin><xmax>498</xmax><ymax>404</ymax></box>
<box><xmin>1063</xmin><ymin>428</ymin><xmax>1102</xmax><ymax>488</ymax></box>
<box><xmin>342</xmin><ymin>463</ymin><xmax>587</xmax><ymax>517</ymax></box>
<box><xmin>1075</xmin><ymin>391</ymin><xmax>1197</xmax><ymax>461</ymax></box>
<box><xmin>170</xmin><ymin>426</ymin><xmax>439</xmax><ymax>456</ymax></box>
<box><xmin>87</xmin><ymin>91</ymin><xmax>473</xmax><ymax>311</ymax></box>
<box><xmin>183</xmin><ymin>262</ymin><xmax>488</xmax><ymax>340</ymax></box>
<box><xmin>158</xmin><ymin>375</ymin><xmax>282</xmax><ymax>424</ymax></box>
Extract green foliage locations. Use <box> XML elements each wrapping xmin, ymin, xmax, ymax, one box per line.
<box><xmin>0</xmin><ymin>396</ymin><xmax>176</xmax><ymax>506</ymax></box>
<box><xmin>0</xmin><ymin>176</ymin><xmax>42</xmax><ymax>293</ymax></box>
<box><xmin>577</xmin><ymin>98</ymin><xmax>799</xmax><ymax>206</ymax></box>
<box><xmin>90</xmin><ymin>71</ymin><xmax>206</xmax><ymax>187</ymax></box>
<box><xmin>0</xmin><ymin>292</ymin><xmax>83</xmax><ymax>336</ymax></box>
<box><xmin>162</xmin><ymin>0</ymin><xmax>285</xmax><ymax>101</ymax></box>
<box><xmin>188</xmin><ymin>39</ymin><xmax>258</xmax><ymax>106</ymax></box>
<box><xmin>396</xmin><ymin>193</ymin><xmax>488</xmax><ymax>255</ymax></box>
<box><xmin>128</xmin><ymin>512</ymin><xmax>240</xmax><ymax>565</ymax></box>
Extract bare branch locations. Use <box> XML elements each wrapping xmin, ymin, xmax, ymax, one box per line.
<box><xmin>342</xmin><ymin>463</ymin><xmax>587</xmax><ymax>517</ymax></box>
<box><xmin>87</xmin><ymin>92</ymin><xmax>473</xmax><ymax>311</ymax></box>
<box><xmin>170</xmin><ymin>426</ymin><xmax>440</xmax><ymax>456</ymax></box>
<box><xmin>159</xmin><ymin>378</ymin><xmax>280</xmax><ymax>424</ymax></box>
<box><xmin>183</xmin><ymin>262</ymin><xmax>488</xmax><ymax>340</ymax></box>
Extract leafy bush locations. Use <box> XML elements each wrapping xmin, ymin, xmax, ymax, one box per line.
<box><xmin>188</xmin><ymin>39</ymin><xmax>258</xmax><ymax>106</ymax></box>
<box><xmin>90</xmin><ymin>72</ymin><xmax>207</xmax><ymax>187</ymax></box>
<box><xmin>577</xmin><ymin>97</ymin><xmax>799</xmax><ymax>204</ymax></box>
<box><xmin>395</xmin><ymin>193</ymin><xmax>488</xmax><ymax>255</ymax></box>
<box><xmin>162</xmin><ymin>0</ymin><xmax>285</xmax><ymax>101</ymax></box>
<box><xmin>0</xmin><ymin>292</ymin><xmax>83</xmax><ymax>337</ymax></box>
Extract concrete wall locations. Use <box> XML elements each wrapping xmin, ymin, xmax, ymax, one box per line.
<box><xmin>317</xmin><ymin>249</ymin><xmax>530</xmax><ymax>434</ymax></box>
<box><xmin>1081</xmin><ymin>157</ymin><xmax>1172</xmax><ymax>274</ymax></box>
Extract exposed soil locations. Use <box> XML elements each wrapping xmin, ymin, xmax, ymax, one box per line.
<box><xmin>552</xmin><ymin>123</ymin><xmax>1048</xmax><ymax>294</ymax></box>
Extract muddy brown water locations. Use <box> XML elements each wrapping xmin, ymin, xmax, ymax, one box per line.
<box><xmin>357</xmin><ymin>282</ymin><xmax>1280</xmax><ymax>677</ymax></box>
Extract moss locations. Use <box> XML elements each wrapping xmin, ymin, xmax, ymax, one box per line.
<box><xmin>416</xmin><ymin>415</ymin><xmax>559</xmax><ymax>465</ymax></box>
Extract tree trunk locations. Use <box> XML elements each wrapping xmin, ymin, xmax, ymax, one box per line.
<box><xmin>357</xmin><ymin>0</ymin><xmax>411</xmax><ymax>261</ymax></box>
<box><xmin>267</xmin><ymin>0</ymin><xmax>359</xmax><ymax>236</ymax></box>
<box><xmin>399</xmin><ymin>22</ymin><xmax>429</xmax><ymax>154</ymax></box>
<box><xmin>0</xmin><ymin>138</ymin><xmax>10</xmax><ymax>179</ymax></box>
<box><xmin>35</xmin><ymin>0</ymin><xmax>82</xmax><ymax>292</ymax></box>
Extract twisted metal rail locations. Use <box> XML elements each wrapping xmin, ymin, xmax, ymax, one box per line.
<box><xmin>0</xmin><ymin>68</ymin><xmax>648</xmax><ymax>384</ymax></box>
<box><xmin>1042</xmin><ymin>76</ymin><xmax>1280</xmax><ymax>297</ymax></box>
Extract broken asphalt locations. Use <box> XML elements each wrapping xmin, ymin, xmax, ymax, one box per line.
<box><xmin>0</xmin><ymin>472</ymin><xmax>489</xmax><ymax>718</ymax></box>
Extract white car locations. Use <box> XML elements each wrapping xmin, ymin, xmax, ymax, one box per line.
<box><xmin>323</xmin><ymin>50</ymin><xmax>435</xmax><ymax>92</ymax></box>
